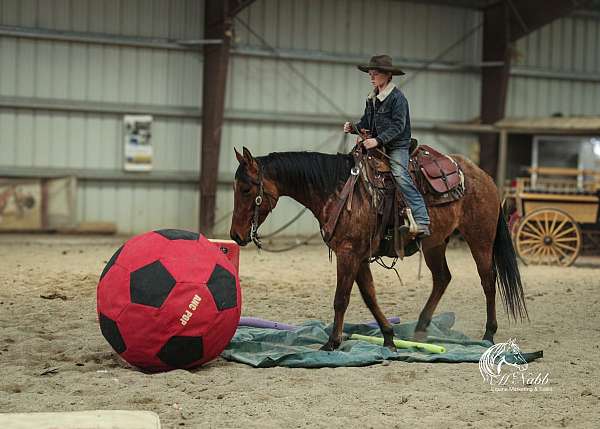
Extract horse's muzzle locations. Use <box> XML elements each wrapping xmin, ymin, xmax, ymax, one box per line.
<box><xmin>230</xmin><ymin>231</ymin><xmax>251</xmax><ymax>246</ymax></box>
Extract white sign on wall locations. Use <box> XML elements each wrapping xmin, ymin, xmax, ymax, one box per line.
<box><xmin>124</xmin><ymin>115</ymin><xmax>153</xmax><ymax>171</ymax></box>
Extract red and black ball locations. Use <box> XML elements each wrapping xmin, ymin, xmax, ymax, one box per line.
<box><xmin>97</xmin><ymin>229</ymin><xmax>241</xmax><ymax>371</ymax></box>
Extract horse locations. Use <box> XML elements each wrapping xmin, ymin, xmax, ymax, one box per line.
<box><xmin>229</xmin><ymin>146</ymin><xmax>528</xmax><ymax>351</ymax></box>
<box><xmin>479</xmin><ymin>338</ymin><xmax>529</xmax><ymax>383</ymax></box>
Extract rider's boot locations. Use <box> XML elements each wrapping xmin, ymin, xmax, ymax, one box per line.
<box><xmin>415</xmin><ymin>224</ymin><xmax>430</xmax><ymax>238</ymax></box>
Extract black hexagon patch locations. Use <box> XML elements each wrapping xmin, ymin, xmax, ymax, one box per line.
<box><xmin>100</xmin><ymin>245</ymin><xmax>123</xmax><ymax>280</ymax></box>
<box><xmin>154</xmin><ymin>229</ymin><xmax>199</xmax><ymax>241</ymax></box>
<box><xmin>157</xmin><ymin>336</ymin><xmax>204</xmax><ymax>368</ymax></box>
<box><xmin>99</xmin><ymin>313</ymin><xmax>126</xmax><ymax>354</ymax></box>
<box><xmin>130</xmin><ymin>260</ymin><xmax>176</xmax><ymax>308</ymax></box>
<box><xmin>206</xmin><ymin>265</ymin><xmax>237</xmax><ymax>311</ymax></box>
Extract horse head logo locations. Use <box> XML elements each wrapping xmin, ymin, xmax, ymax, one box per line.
<box><xmin>479</xmin><ymin>338</ymin><xmax>529</xmax><ymax>384</ymax></box>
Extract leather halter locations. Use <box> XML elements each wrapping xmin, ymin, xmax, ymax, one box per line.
<box><xmin>248</xmin><ymin>163</ymin><xmax>272</xmax><ymax>249</ymax></box>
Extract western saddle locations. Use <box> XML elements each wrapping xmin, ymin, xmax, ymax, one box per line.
<box><xmin>321</xmin><ymin>139</ymin><xmax>465</xmax><ymax>259</ymax></box>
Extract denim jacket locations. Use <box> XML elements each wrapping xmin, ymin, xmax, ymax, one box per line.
<box><xmin>353</xmin><ymin>84</ymin><xmax>411</xmax><ymax>150</ymax></box>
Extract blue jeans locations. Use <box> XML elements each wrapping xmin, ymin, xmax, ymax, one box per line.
<box><xmin>388</xmin><ymin>146</ymin><xmax>430</xmax><ymax>225</ymax></box>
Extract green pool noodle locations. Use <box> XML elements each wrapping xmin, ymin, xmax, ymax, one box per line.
<box><xmin>350</xmin><ymin>334</ymin><xmax>446</xmax><ymax>354</ymax></box>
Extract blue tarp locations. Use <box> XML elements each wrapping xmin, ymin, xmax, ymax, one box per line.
<box><xmin>222</xmin><ymin>312</ymin><xmax>543</xmax><ymax>368</ymax></box>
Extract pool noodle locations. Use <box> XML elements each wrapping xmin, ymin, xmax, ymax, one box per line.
<box><xmin>238</xmin><ymin>316</ymin><xmax>401</xmax><ymax>331</ymax></box>
<box><xmin>238</xmin><ymin>317</ymin><xmax>297</xmax><ymax>331</ymax></box>
<box><xmin>350</xmin><ymin>333</ymin><xmax>446</xmax><ymax>354</ymax></box>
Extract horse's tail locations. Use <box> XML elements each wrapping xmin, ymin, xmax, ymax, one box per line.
<box><xmin>492</xmin><ymin>210</ymin><xmax>529</xmax><ymax>322</ymax></box>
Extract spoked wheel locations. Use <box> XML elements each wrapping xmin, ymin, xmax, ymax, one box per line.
<box><xmin>515</xmin><ymin>208</ymin><xmax>582</xmax><ymax>267</ymax></box>
<box><xmin>508</xmin><ymin>211</ymin><xmax>521</xmax><ymax>242</ymax></box>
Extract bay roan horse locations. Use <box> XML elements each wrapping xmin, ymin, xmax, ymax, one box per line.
<box><xmin>230</xmin><ymin>147</ymin><xmax>528</xmax><ymax>351</ymax></box>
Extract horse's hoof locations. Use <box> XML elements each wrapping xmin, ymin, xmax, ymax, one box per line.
<box><xmin>385</xmin><ymin>344</ymin><xmax>397</xmax><ymax>353</ymax></box>
<box><xmin>482</xmin><ymin>334</ymin><xmax>495</xmax><ymax>344</ymax></box>
<box><xmin>382</xmin><ymin>337</ymin><xmax>397</xmax><ymax>352</ymax></box>
<box><xmin>320</xmin><ymin>341</ymin><xmax>339</xmax><ymax>351</ymax></box>
<box><xmin>413</xmin><ymin>330</ymin><xmax>427</xmax><ymax>343</ymax></box>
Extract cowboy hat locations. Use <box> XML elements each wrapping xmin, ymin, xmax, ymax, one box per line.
<box><xmin>357</xmin><ymin>54</ymin><xmax>405</xmax><ymax>75</ymax></box>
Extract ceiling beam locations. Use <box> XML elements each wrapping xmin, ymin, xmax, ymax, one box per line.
<box><xmin>489</xmin><ymin>0</ymin><xmax>588</xmax><ymax>41</ymax></box>
<box><xmin>390</xmin><ymin>0</ymin><xmax>498</xmax><ymax>9</ymax></box>
<box><xmin>229</xmin><ymin>0</ymin><xmax>257</xmax><ymax>17</ymax></box>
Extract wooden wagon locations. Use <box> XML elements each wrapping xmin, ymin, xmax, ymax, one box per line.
<box><xmin>504</xmin><ymin>166</ymin><xmax>600</xmax><ymax>266</ymax></box>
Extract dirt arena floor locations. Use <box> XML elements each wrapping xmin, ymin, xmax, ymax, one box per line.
<box><xmin>0</xmin><ymin>234</ymin><xmax>599</xmax><ymax>428</ymax></box>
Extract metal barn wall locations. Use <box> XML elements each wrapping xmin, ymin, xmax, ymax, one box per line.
<box><xmin>507</xmin><ymin>14</ymin><xmax>600</xmax><ymax>117</ymax></box>
<box><xmin>2</xmin><ymin>1</ymin><xmax>598</xmax><ymax>236</ymax></box>
<box><xmin>0</xmin><ymin>0</ymin><xmax>484</xmax><ymax>236</ymax></box>
<box><xmin>0</xmin><ymin>0</ymin><xmax>204</xmax><ymax>234</ymax></box>
<box><xmin>219</xmin><ymin>0</ymin><xmax>483</xmax><ymax>236</ymax></box>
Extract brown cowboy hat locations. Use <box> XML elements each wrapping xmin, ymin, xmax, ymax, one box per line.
<box><xmin>357</xmin><ymin>54</ymin><xmax>405</xmax><ymax>75</ymax></box>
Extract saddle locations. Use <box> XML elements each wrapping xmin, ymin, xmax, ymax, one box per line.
<box><xmin>321</xmin><ymin>140</ymin><xmax>465</xmax><ymax>259</ymax></box>
<box><xmin>366</xmin><ymin>143</ymin><xmax>465</xmax><ymax>206</ymax></box>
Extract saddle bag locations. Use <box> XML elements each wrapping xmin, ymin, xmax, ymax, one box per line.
<box><xmin>414</xmin><ymin>145</ymin><xmax>462</xmax><ymax>194</ymax></box>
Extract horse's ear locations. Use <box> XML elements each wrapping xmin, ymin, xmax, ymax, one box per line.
<box><xmin>241</xmin><ymin>146</ymin><xmax>258</xmax><ymax>175</ymax></box>
<box><xmin>242</xmin><ymin>146</ymin><xmax>254</xmax><ymax>163</ymax></box>
<box><xmin>234</xmin><ymin>147</ymin><xmax>245</xmax><ymax>164</ymax></box>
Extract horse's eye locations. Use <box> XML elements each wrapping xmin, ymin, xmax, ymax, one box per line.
<box><xmin>240</xmin><ymin>187</ymin><xmax>251</xmax><ymax>196</ymax></box>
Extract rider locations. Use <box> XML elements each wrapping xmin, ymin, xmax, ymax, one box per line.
<box><xmin>344</xmin><ymin>54</ymin><xmax>430</xmax><ymax>237</ymax></box>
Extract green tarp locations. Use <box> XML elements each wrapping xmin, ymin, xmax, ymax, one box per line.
<box><xmin>222</xmin><ymin>312</ymin><xmax>543</xmax><ymax>368</ymax></box>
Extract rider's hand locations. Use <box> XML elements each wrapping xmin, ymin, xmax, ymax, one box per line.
<box><xmin>363</xmin><ymin>138</ymin><xmax>379</xmax><ymax>150</ymax></box>
<box><xmin>343</xmin><ymin>122</ymin><xmax>352</xmax><ymax>133</ymax></box>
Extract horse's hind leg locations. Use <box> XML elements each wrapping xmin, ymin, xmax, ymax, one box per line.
<box><xmin>413</xmin><ymin>244</ymin><xmax>451</xmax><ymax>342</ymax></box>
<box><xmin>459</xmin><ymin>226</ymin><xmax>497</xmax><ymax>343</ymax></box>
<box><xmin>356</xmin><ymin>261</ymin><xmax>396</xmax><ymax>351</ymax></box>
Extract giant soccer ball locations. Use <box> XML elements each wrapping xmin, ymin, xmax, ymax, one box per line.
<box><xmin>97</xmin><ymin>229</ymin><xmax>241</xmax><ymax>371</ymax></box>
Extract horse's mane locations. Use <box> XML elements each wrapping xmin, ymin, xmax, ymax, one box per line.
<box><xmin>256</xmin><ymin>151</ymin><xmax>352</xmax><ymax>195</ymax></box>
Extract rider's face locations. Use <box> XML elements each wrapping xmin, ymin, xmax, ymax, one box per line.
<box><xmin>369</xmin><ymin>70</ymin><xmax>391</xmax><ymax>89</ymax></box>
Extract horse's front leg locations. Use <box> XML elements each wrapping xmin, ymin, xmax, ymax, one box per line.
<box><xmin>321</xmin><ymin>251</ymin><xmax>360</xmax><ymax>351</ymax></box>
<box><xmin>356</xmin><ymin>261</ymin><xmax>396</xmax><ymax>351</ymax></box>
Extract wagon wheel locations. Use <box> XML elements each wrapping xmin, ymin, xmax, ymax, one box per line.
<box><xmin>515</xmin><ymin>208</ymin><xmax>582</xmax><ymax>267</ymax></box>
<box><xmin>508</xmin><ymin>211</ymin><xmax>521</xmax><ymax>241</ymax></box>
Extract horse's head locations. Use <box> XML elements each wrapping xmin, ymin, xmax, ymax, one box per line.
<box><xmin>230</xmin><ymin>147</ymin><xmax>279</xmax><ymax>246</ymax></box>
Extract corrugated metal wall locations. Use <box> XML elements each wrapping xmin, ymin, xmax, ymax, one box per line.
<box><xmin>220</xmin><ymin>0</ymin><xmax>483</xmax><ymax>236</ymax></box>
<box><xmin>0</xmin><ymin>0</ymin><xmax>204</xmax><ymax>234</ymax></box>
<box><xmin>1</xmin><ymin>0</ymin><xmax>599</xmax><ymax>236</ymax></box>
<box><xmin>508</xmin><ymin>14</ymin><xmax>600</xmax><ymax>117</ymax></box>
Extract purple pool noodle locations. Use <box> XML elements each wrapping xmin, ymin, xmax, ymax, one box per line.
<box><xmin>238</xmin><ymin>317</ymin><xmax>298</xmax><ymax>331</ymax></box>
<box><xmin>239</xmin><ymin>316</ymin><xmax>401</xmax><ymax>330</ymax></box>
<box><xmin>365</xmin><ymin>316</ymin><xmax>400</xmax><ymax>328</ymax></box>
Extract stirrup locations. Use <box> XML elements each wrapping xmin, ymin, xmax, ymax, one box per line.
<box><xmin>405</xmin><ymin>208</ymin><xmax>419</xmax><ymax>235</ymax></box>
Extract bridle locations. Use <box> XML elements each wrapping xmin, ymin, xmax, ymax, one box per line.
<box><xmin>248</xmin><ymin>162</ymin><xmax>273</xmax><ymax>249</ymax></box>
